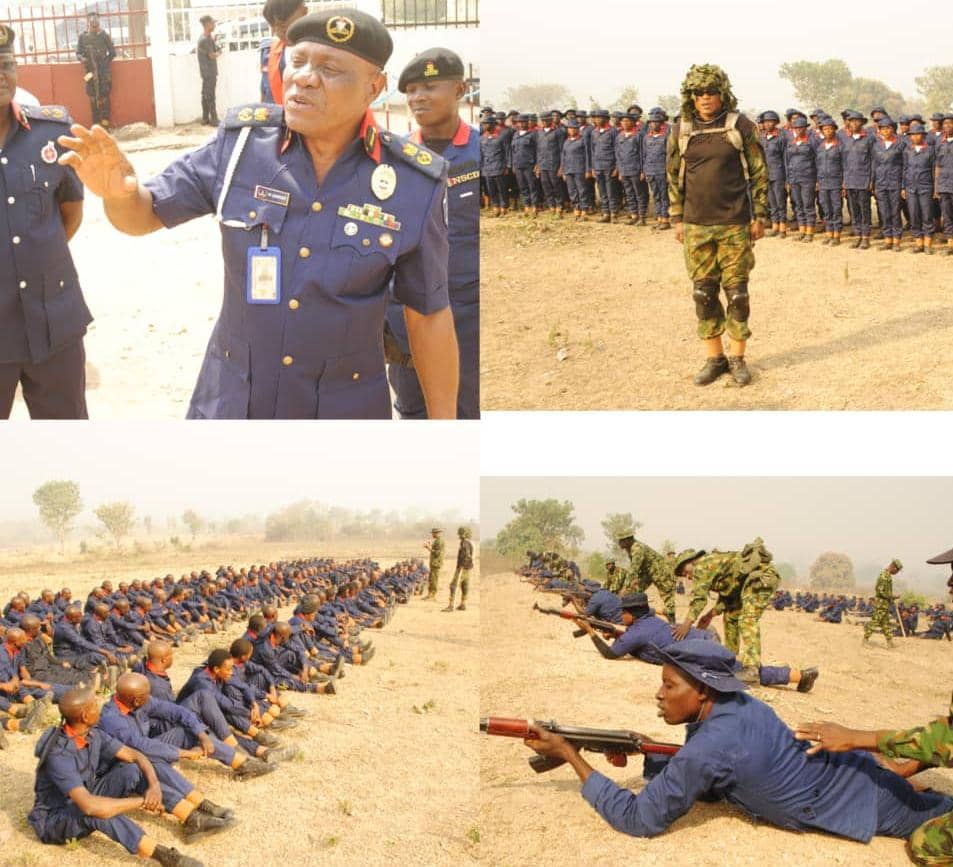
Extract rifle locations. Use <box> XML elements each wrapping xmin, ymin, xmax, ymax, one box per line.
<box><xmin>479</xmin><ymin>717</ymin><xmax>681</xmax><ymax>773</ymax></box>
<box><xmin>532</xmin><ymin>603</ymin><xmax>624</xmax><ymax>636</ymax></box>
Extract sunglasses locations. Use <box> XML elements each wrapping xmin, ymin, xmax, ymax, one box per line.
<box><xmin>692</xmin><ymin>88</ymin><xmax>720</xmax><ymax>97</ymax></box>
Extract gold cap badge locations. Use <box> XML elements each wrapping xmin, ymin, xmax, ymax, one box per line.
<box><xmin>326</xmin><ymin>16</ymin><xmax>354</xmax><ymax>43</ymax></box>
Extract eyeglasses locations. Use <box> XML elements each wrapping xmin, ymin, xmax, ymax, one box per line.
<box><xmin>692</xmin><ymin>88</ymin><xmax>720</xmax><ymax>97</ymax></box>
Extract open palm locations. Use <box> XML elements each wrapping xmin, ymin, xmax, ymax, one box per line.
<box><xmin>57</xmin><ymin>124</ymin><xmax>138</xmax><ymax>200</ymax></box>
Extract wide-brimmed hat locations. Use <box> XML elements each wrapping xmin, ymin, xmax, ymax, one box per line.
<box><xmin>655</xmin><ymin>639</ymin><xmax>749</xmax><ymax>693</ymax></box>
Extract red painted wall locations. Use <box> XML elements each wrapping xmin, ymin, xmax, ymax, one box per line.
<box><xmin>16</xmin><ymin>58</ymin><xmax>155</xmax><ymax>127</ymax></box>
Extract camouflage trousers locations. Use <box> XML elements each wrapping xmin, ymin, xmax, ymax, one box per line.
<box><xmin>864</xmin><ymin>603</ymin><xmax>894</xmax><ymax>640</ymax></box>
<box><xmin>428</xmin><ymin>563</ymin><xmax>442</xmax><ymax>595</ymax></box>
<box><xmin>910</xmin><ymin>810</ymin><xmax>953</xmax><ymax>865</ymax></box>
<box><xmin>682</xmin><ymin>223</ymin><xmax>755</xmax><ymax>341</ymax></box>
<box><xmin>449</xmin><ymin>566</ymin><xmax>470</xmax><ymax>603</ymax></box>
<box><xmin>724</xmin><ymin>586</ymin><xmax>774</xmax><ymax>668</ymax></box>
<box><xmin>635</xmin><ymin>573</ymin><xmax>677</xmax><ymax>623</ymax></box>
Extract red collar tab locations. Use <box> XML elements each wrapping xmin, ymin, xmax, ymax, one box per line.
<box><xmin>452</xmin><ymin>119</ymin><xmax>470</xmax><ymax>146</ymax></box>
<box><xmin>145</xmin><ymin>660</ymin><xmax>166</xmax><ymax>676</ymax></box>
<box><xmin>3</xmin><ymin>642</ymin><xmax>17</xmax><ymax>658</ymax></box>
<box><xmin>360</xmin><ymin>109</ymin><xmax>381</xmax><ymax>163</ymax></box>
<box><xmin>63</xmin><ymin>723</ymin><xmax>88</xmax><ymax>749</ymax></box>
<box><xmin>11</xmin><ymin>101</ymin><xmax>30</xmax><ymax>130</ymax></box>
<box><xmin>114</xmin><ymin>697</ymin><xmax>133</xmax><ymax>716</ymax></box>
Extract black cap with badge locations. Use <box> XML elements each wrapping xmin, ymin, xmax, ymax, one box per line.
<box><xmin>286</xmin><ymin>8</ymin><xmax>393</xmax><ymax>69</ymax></box>
<box><xmin>398</xmin><ymin>46</ymin><xmax>465</xmax><ymax>93</ymax></box>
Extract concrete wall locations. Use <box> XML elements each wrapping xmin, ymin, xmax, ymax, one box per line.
<box><xmin>164</xmin><ymin>26</ymin><xmax>479</xmax><ymax>128</ymax></box>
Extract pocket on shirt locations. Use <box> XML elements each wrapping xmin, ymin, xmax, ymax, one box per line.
<box><xmin>317</xmin><ymin>346</ymin><xmax>389</xmax><ymax>419</ymax></box>
<box><xmin>187</xmin><ymin>330</ymin><xmax>252</xmax><ymax>419</ymax></box>
<box><xmin>43</xmin><ymin>268</ymin><xmax>92</xmax><ymax>352</ymax></box>
<box><xmin>327</xmin><ymin>213</ymin><xmax>400</xmax><ymax>298</ymax></box>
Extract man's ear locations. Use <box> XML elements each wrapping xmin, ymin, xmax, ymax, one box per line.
<box><xmin>369</xmin><ymin>70</ymin><xmax>386</xmax><ymax>104</ymax></box>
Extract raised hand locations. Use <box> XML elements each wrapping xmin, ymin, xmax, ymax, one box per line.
<box><xmin>57</xmin><ymin>124</ymin><xmax>138</xmax><ymax>200</ymax></box>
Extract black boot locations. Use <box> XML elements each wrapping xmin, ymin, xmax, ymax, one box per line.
<box><xmin>727</xmin><ymin>356</ymin><xmax>752</xmax><ymax>386</ymax></box>
<box><xmin>796</xmin><ymin>667</ymin><xmax>820</xmax><ymax>693</ymax></box>
<box><xmin>152</xmin><ymin>844</ymin><xmax>204</xmax><ymax>867</ymax></box>
<box><xmin>182</xmin><ymin>809</ymin><xmax>235</xmax><ymax>842</ymax></box>
<box><xmin>234</xmin><ymin>756</ymin><xmax>277</xmax><ymax>779</ymax></box>
<box><xmin>693</xmin><ymin>356</ymin><xmax>728</xmax><ymax>386</ymax></box>
<box><xmin>198</xmin><ymin>799</ymin><xmax>234</xmax><ymax>820</ymax></box>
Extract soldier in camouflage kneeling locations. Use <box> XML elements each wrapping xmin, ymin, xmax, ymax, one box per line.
<box><xmin>797</xmin><ymin>696</ymin><xmax>953</xmax><ymax>865</ymax></box>
<box><xmin>666</xmin><ymin>64</ymin><xmax>769</xmax><ymax>387</ymax></box>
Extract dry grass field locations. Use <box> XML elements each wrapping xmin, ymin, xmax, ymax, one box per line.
<box><xmin>479</xmin><ymin>569</ymin><xmax>953</xmax><ymax>866</ymax></box>
<box><xmin>0</xmin><ymin>538</ymin><xmax>480</xmax><ymax>867</ymax></box>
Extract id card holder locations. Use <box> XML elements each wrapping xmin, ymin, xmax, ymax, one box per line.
<box><xmin>246</xmin><ymin>225</ymin><xmax>282</xmax><ymax>305</ymax></box>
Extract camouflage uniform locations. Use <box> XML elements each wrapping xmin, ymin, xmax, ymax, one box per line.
<box><xmin>863</xmin><ymin>569</ymin><xmax>896</xmax><ymax>642</ymax></box>
<box><xmin>448</xmin><ymin>527</ymin><xmax>473</xmax><ymax>607</ymax></box>
<box><xmin>735</xmin><ymin>539</ymin><xmax>782</xmax><ymax>668</ymax></box>
<box><xmin>427</xmin><ymin>532</ymin><xmax>445</xmax><ymax>597</ymax></box>
<box><xmin>666</xmin><ymin>64</ymin><xmax>769</xmax><ymax>341</ymax></box>
<box><xmin>878</xmin><ymin>696</ymin><xmax>953</xmax><ymax>864</ymax></box>
<box><xmin>622</xmin><ymin>541</ymin><xmax>676</xmax><ymax>622</ymax></box>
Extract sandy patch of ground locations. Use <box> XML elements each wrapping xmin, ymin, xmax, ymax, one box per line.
<box><xmin>0</xmin><ymin>541</ymin><xmax>479</xmax><ymax>866</ymax></box>
<box><xmin>479</xmin><ymin>570</ymin><xmax>953</xmax><ymax>866</ymax></box>
<box><xmin>480</xmin><ymin>216</ymin><xmax>953</xmax><ymax>410</ymax></box>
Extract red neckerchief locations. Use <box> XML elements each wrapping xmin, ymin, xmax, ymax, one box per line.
<box><xmin>620</xmin><ymin>129</ymin><xmax>636</xmax><ymax>138</ymax></box>
<box><xmin>880</xmin><ymin>136</ymin><xmax>897</xmax><ymax>146</ymax></box>
<box><xmin>247</xmin><ymin>630</ymin><xmax>258</xmax><ymax>640</ymax></box>
<box><xmin>11</xmin><ymin>101</ymin><xmax>30</xmax><ymax>130</ymax></box>
<box><xmin>63</xmin><ymin>723</ymin><xmax>88</xmax><ymax>749</ymax></box>
<box><xmin>3</xmin><ymin>641</ymin><xmax>17</xmax><ymax>659</ymax></box>
<box><xmin>649</xmin><ymin>124</ymin><xmax>667</xmax><ymax>138</ymax></box>
<box><xmin>145</xmin><ymin>660</ymin><xmax>167</xmax><ymax>677</ymax></box>
<box><xmin>113</xmin><ymin>696</ymin><xmax>133</xmax><ymax>716</ymax></box>
<box><xmin>411</xmin><ymin>119</ymin><xmax>469</xmax><ymax>147</ymax></box>
<box><xmin>269</xmin><ymin>633</ymin><xmax>278</xmax><ymax>647</ymax></box>
<box><xmin>793</xmin><ymin>135</ymin><xmax>809</xmax><ymax>145</ymax></box>
<box><xmin>267</xmin><ymin>39</ymin><xmax>285</xmax><ymax>106</ymax></box>
<box><xmin>763</xmin><ymin>131</ymin><xmax>778</xmax><ymax>139</ymax></box>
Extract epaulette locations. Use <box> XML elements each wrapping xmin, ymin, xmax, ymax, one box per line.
<box><xmin>223</xmin><ymin>103</ymin><xmax>283</xmax><ymax>129</ymax></box>
<box><xmin>23</xmin><ymin>105</ymin><xmax>71</xmax><ymax>124</ymax></box>
<box><xmin>381</xmin><ymin>132</ymin><xmax>446</xmax><ymax>181</ymax></box>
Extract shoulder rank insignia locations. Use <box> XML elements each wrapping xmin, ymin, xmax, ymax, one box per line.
<box><xmin>383</xmin><ymin>134</ymin><xmax>446</xmax><ymax>181</ymax></box>
<box><xmin>224</xmin><ymin>103</ymin><xmax>283</xmax><ymax>129</ymax></box>
<box><xmin>26</xmin><ymin>105</ymin><xmax>71</xmax><ymax>124</ymax></box>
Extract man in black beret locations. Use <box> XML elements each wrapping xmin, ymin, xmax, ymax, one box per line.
<box><xmin>59</xmin><ymin>8</ymin><xmax>460</xmax><ymax>419</ymax></box>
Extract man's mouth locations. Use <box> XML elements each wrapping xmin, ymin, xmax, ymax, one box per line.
<box><xmin>286</xmin><ymin>92</ymin><xmax>314</xmax><ymax>109</ymax></box>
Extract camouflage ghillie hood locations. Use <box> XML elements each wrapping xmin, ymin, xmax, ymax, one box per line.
<box><xmin>680</xmin><ymin>63</ymin><xmax>739</xmax><ymax>119</ymax></box>
<box><xmin>740</xmin><ymin>536</ymin><xmax>772</xmax><ymax>573</ymax></box>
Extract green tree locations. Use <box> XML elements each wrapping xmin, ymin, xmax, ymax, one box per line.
<box><xmin>657</xmin><ymin>94</ymin><xmax>680</xmax><ymax>117</ymax></box>
<box><xmin>600</xmin><ymin>512</ymin><xmax>643</xmax><ymax>560</ymax></box>
<box><xmin>777</xmin><ymin>562</ymin><xmax>796</xmax><ymax>582</ymax></box>
<box><xmin>501</xmin><ymin>83</ymin><xmax>574</xmax><ymax>115</ymax></box>
<box><xmin>586</xmin><ymin>551</ymin><xmax>607</xmax><ymax>584</ymax></box>
<box><xmin>611</xmin><ymin>85</ymin><xmax>640</xmax><ymax>112</ymax></box>
<box><xmin>182</xmin><ymin>509</ymin><xmax>205</xmax><ymax>539</ymax></box>
<box><xmin>495</xmin><ymin>499</ymin><xmax>583</xmax><ymax>557</ymax></box>
<box><xmin>809</xmin><ymin>552</ymin><xmax>855</xmax><ymax>589</ymax></box>
<box><xmin>32</xmin><ymin>480</ymin><xmax>83</xmax><ymax>549</ymax></box>
<box><xmin>94</xmin><ymin>501</ymin><xmax>136</xmax><ymax>547</ymax></box>
<box><xmin>779</xmin><ymin>59</ymin><xmax>853</xmax><ymax>110</ymax></box>
<box><xmin>916</xmin><ymin>65</ymin><xmax>953</xmax><ymax>115</ymax></box>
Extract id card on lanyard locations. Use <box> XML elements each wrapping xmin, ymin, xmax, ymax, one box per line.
<box><xmin>247</xmin><ymin>224</ymin><xmax>282</xmax><ymax>304</ymax></box>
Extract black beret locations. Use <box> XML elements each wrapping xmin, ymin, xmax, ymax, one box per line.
<box><xmin>287</xmin><ymin>8</ymin><xmax>392</xmax><ymax>69</ymax></box>
<box><xmin>0</xmin><ymin>24</ymin><xmax>15</xmax><ymax>53</ymax></box>
<box><xmin>398</xmin><ymin>46</ymin><xmax>464</xmax><ymax>93</ymax></box>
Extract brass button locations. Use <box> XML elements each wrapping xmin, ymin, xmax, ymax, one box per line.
<box><xmin>288</xmin><ymin>299</ymin><xmax>300</xmax><ymax>310</ymax></box>
<box><xmin>224</xmin><ymin>349</ymin><xmax>231</xmax><ymax>359</ymax></box>
<box><xmin>299</xmin><ymin>247</ymin><xmax>311</xmax><ymax>258</ymax></box>
<box><xmin>18</xmin><ymin>280</ymin><xmax>27</xmax><ymax>289</ymax></box>
<box><xmin>362</xmin><ymin>238</ymin><xmax>370</xmax><ymax>247</ymax></box>
<box><xmin>379</xmin><ymin>232</ymin><xmax>393</xmax><ymax>248</ymax></box>
<box><xmin>248</xmin><ymin>210</ymin><xmax>257</xmax><ymax>219</ymax></box>
<box><xmin>352</xmin><ymin>372</ymin><xmax>360</xmax><ymax>381</ymax></box>
<box><xmin>12</xmin><ymin>236</ymin><xmax>20</xmax><ymax>245</ymax></box>
<box><xmin>311</xmin><ymin>202</ymin><xmax>322</xmax><ymax>212</ymax></box>
<box><xmin>6</xmin><ymin>196</ymin><xmax>14</xmax><ymax>204</ymax></box>
<box><xmin>282</xmin><ymin>355</ymin><xmax>294</xmax><ymax>366</ymax></box>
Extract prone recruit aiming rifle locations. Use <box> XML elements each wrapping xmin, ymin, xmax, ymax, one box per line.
<box><xmin>480</xmin><ymin>717</ymin><xmax>681</xmax><ymax>773</ymax></box>
<box><xmin>532</xmin><ymin>602</ymin><xmax>624</xmax><ymax>637</ymax></box>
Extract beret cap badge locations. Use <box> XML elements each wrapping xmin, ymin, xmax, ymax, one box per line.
<box><xmin>326</xmin><ymin>15</ymin><xmax>354</xmax><ymax>43</ymax></box>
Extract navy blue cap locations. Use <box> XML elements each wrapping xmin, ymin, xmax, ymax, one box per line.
<box><xmin>761</xmin><ymin>110</ymin><xmax>780</xmax><ymax>122</ymax></box>
<box><xmin>654</xmin><ymin>640</ymin><xmax>749</xmax><ymax>693</ymax></box>
<box><xmin>870</xmin><ymin>106</ymin><xmax>887</xmax><ymax>115</ymax></box>
<box><xmin>287</xmin><ymin>8</ymin><xmax>393</xmax><ymax>69</ymax></box>
<box><xmin>610</xmin><ymin>110</ymin><xmax>623</xmax><ymax>118</ymax></box>
<box><xmin>619</xmin><ymin>592</ymin><xmax>649</xmax><ymax>610</ymax></box>
<box><xmin>565</xmin><ymin>119</ymin><xmax>580</xmax><ymax>129</ymax></box>
<box><xmin>397</xmin><ymin>46</ymin><xmax>464</xmax><ymax>92</ymax></box>
<box><xmin>791</xmin><ymin>116</ymin><xmax>808</xmax><ymax>128</ymax></box>
<box><xmin>930</xmin><ymin>112</ymin><xmax>945</xmax><ymax>122</ymax></box>
<box><xmin>591</xmin><ymin>108</ymin><xmax>609</xmax><ymax>118</ymax></box>
<box><xmin>846</xmin><ymin>110</ymin><xmax>867</xmax><ymax>122</ymax></box>
<box><xmin>878</xmin><ymin>117</ymin><xmax>897</xmax><ymax>128</ymax></box>
<box><xmin>627</xmin><ymin>104</ymin><xmax>643</xmax><ymax>115</ymax></box>
<box><xmin>809</xmin><ymin>107</ymin><xmax>825</xmax><ymax>117</ymax></box>
<box><xmin>907</xmin><ymin>122</ymin><xmax>927</xmax><ymax>135</ymax></box>
<box><xmin>517</xmin><ymin>113</ymin><xmax>530</xmax><ymax>122</ymax></box>
<box><xmin>897</xmin><ymin>114</ymin><xmax>912</xmax><ymax>125</ymax></box>
<box><xmin>819</xmin><ymin>115</ymin><xmax>837</xmax><ymax>128</ymax></box>
<box><xmin>575</xmin><ymin>109</ymin><xmax>588</xmax><ymax>118</ymax></box>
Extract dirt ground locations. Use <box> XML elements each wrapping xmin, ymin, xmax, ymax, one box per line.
<box><xmin>480</xmin><ymin>215</ymin><xmax>953</xmax><ymax>410</ymax></box>
<box><xmin>479</xmin><ymin>570</ymin><xmax>953</xmax><ymax>866</ymax></box>
<box><xmin>0</xmin><ymin>538</ymin><xmax>480</xmax><ymax>866</ymax></box>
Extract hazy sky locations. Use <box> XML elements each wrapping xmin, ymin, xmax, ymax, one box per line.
<box><xmin>482</xmin><ymin>477</ymin><xmax>953</xmax><ymax>585</ymax></box>
<box><xmin>0</xmin><ymin>424</ymin><xmax>480</xmax><ymax>523</ymax></box>
<box><xmin>482</xmin><ymin>0</ymin><xmax>940</xmax><ymax>110</ymax></box>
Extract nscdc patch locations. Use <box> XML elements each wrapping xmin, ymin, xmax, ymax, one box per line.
<box><xmin>424</xmin><ymin>61</ymin><xmax>439</xmax><ymax>77</ymax></box>
<box><xmin>40</xmin><ymin>140</ymin><xmax>57</xmax><ymax>164</ymax></box>
<box><xmin>326</xmin><ymin>15</ymin><xmax>354</xmax><ymax>43</ymax></box>
<box><xmin>416</xmin><ymin>151</ymin><xmax>433</xmax><ymax>166</ymax></box>
<box><xmin>237</xmin><ymin>107</ymin><xmax>254</xmax><ymax>122</ymax></box>
<box><xmin>402</xmin><ymin>142</ymin><xmax>418</xmax><ymax>157</ymax></box>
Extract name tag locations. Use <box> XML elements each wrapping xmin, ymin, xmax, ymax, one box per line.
<box><xmin>253</xmin><ymin>185</ymin><xmax>291</xmax><ymax>207</ymax></box>
<box><xmin>246</xmin><ymin>246</ymin><xmax>282</xmax><ymax>304</ymax></box>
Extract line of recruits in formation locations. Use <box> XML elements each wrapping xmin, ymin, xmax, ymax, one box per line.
<box><xmin>0</xmin><ymin>554</ymin><xmax>434</xmax><ymax>865</ymax></box>
<box><xmin>520</xmin><ymin>534</ymin><xmax>820</xmax><ymax>693</ymax></box>
<box><xmin>480</xmin><ymin>98</ymin><xmax>953</xmax><ymax>254</ymax></box>
<box><xmin>516</xmin><ymin>543</ymin><xmax>953</xmax><ymax>865</ymax></box>
<box><xmin>1</xmin><ymin>11</ymin><xmax>479</xmax><ymax>421</ymax></box>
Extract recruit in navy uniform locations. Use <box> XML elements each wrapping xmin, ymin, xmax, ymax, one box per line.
<box><xmin>385</xmin><ymin>47</ymin><xmax>479</xmax><ymax>419</ymax></box>
<box><xmin>0</xmin><ymin>24</ymin><xmax>90</xmax><ymax>419</ymax></box>
<box><xmin>59</xmin><ymin>8</ymin><xmax>459</xmax><ymax>419</ymax></box>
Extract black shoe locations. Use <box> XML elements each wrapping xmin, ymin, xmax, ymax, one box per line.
<box><xmin>322</xmin><ymin>679</ymin><xmax>337</xmax><ymax>695</ymax></box>
<box><xmin>860</xmin><ymin>238</ymin><xmax>870</xmax><ymax>249</ymax></box>
<box><xmin>263</xmin><ymin>744</ymin><xmax>300</xmax><ymax>763</ymax></box>
<box><xmin>152</xmin><ymin>844</ymin><xmax>204</xmax><ymax>867</ymax></box>
<box><xmin>282</xmin><ymin>705</ymin><xmax>307</xmax><ymax>719</ymax></box>
<box><xmin>693</xmin><ymin>356</ymin><xmax>729</xmax><ymax>386</ymax></box>
<box><xmin>269</xmin><ymin>716</ymin><xmax>298</xmax><ymax>731</ymax></box>
<box><xmin>361</xmin><ymin>647</ymin><xmax>375</xmax><ymax>664</ymax></box>
<box><xmin>198</xmin><ymin>800</ymin><xmax>234</xmax><ymax>820</ymax></box>
<box><xmin>597</xmin><ymin>214</ymin><xmax>611</xmax><ymax>223</ymax></box>
<box><xmin>234</xmin><ymin>756</ymin><xmax>277</xmax><ymax>779</ymax></box>
<box><xmin>727</xmin><ymin>356</ymin><xmax>752</xmax><ymax>387</ymax></box>
<box><xmin>20</xmin><ymin>696</ymin><xmax>50</xmax><ymax>734</ymax></box>
<box><xmin>253</xmin><ymin>730</ymin><xmax>280</xmax><ymax>747</ymax></box>
<box><xmin>850</xmin><ymin>238</ymin><xmax>862</xmax><ymax>249</ymax></box>
<box><xmin>797</xmin><ymin>667</ymin><xmax>819</xmax><ymax>693</ymax></box>
<box><xmin>183</xmin><ymin>810</ymin><xmax>235</xmax><ymax>842</ymax></box>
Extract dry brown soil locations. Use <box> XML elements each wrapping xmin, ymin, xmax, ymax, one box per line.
<box><xmin>0</xmin><ymin>538</ymin><xmax>479</xmax><ymax>866</ymax></box>
<box><xmin>480</xmin><ymin>215</ymin><xmax>953</xmax><ymax>410</ymax></box>
<box><xmin>479</xmin><ymin>570</ymin><xmax>953</xmax><ymax>866</ymax></box>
